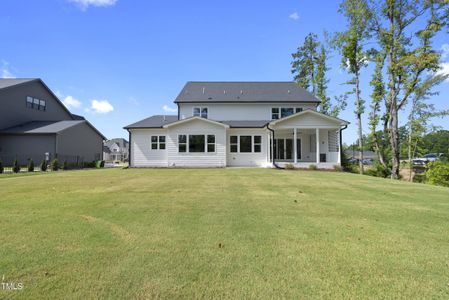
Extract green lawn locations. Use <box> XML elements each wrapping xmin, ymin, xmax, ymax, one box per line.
<box><xmin>1</xmin><ymin>168</ymin><xmax>448</xmax><ymax>299</ymax></box>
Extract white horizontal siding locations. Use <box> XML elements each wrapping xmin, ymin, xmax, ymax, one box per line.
<box><xmin>179</xmin><ymin>103</ymin><xmax>317</xmax><ymax>121</ymax></box>
<box><xmin>166</xmin><ymin>119</ymin><xmax>226</xmax><ymax>167</ymax></box>
<box><xmin>130</xmin><ymin>129</ymin><xmax>168</xmax><ymax>167</ymax></box>
<box><xmin>226</xmin><ymin>129</ymin><xmax>270</xmax><ymax>167</ymax></box>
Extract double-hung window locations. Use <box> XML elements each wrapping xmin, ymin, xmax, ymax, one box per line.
<box><xmin>193</xmin><ymin>107</ymin><xmax>208</xmax><ymax>118</ymax></box>
<box><xmin>207</xmin><ymin>135</ymin><xmax>215</xmax><ymax>152</ymax></box>
<box><xmin>26</xmin><ymin>96</ymin><xmax>33</xmax><ymax>108</ymax></box>
<box><xmin>151</xmin><ymin>136</ymin><xmax>166</xmax><ymax>150</ymax></box>
<box><xmin>271</xmin><ymin>108</ymin><xmax>280</xmax><ymax>119</ymax></box>
<box><xmin>253</xmin><ymin>136</ymin><xmax>262</xmax><ymax>153</ymax></box>
<box><xmin>33</xmin><ymin>98</ymin><xmax>40</xmax><ymax>109</ymax></box>
<box><xmin>178</xmin><ymin>135</ymin><xmax>187</xmax><ymax>152</ymax></box>
<box><xmin>230</xmin><ymin>136</ymin><xmax>238</xmax><ymax>153</ymax></box>
<box><xmin>39</xmin><ymin>100</ymin><xmax>46</xmax><ymax>111</ymax></box>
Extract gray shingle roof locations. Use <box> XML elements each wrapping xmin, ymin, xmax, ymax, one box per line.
<box><xmin>124</xmin><ymin>115</ymin><xmax>178</xmax><ymax>129</ymax></box>
<box><xmin>0</xmin><ymin>78</ymin><xmax>37</xmax><ymax>90</ymax></box>
<box><xmin>104</xmin><ymin>138</ymin><xmax>129</xmax><ymax>148</ymax></box>
<box><xmin>0</xmin><ymin>120</ymin><xmax>85</xmax><ymax>134</ymax></box>
<box><xmin>124</xmin><ymin>115</ymin><xmax>270</xmax><ymax>129</ymax></box>
<box><xmin>174</xmin><ymin>82</ymin><xmax>321</xmax><ymax>103</ymax></box>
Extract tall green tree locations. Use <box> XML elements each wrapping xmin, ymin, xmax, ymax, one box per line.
<box><xmin>370</xmin><ymin>0</ymin><xmax>449</xmax><ymax>179</ymax></box>
<box><xmin>335</xmin><ymin>0</ymin><xmax>372</xmax><ymax>174</ymax></box>
<box><xmin>291</xmin><ymin>34</ymin><xmax>338</xmax><ymax>115</ymax></box>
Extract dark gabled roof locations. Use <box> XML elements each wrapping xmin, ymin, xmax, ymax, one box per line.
<box><xmin>0</xmin><ymin>120</ymin><xmax>85</xmax><ymax>134</ymax></box>
<box><xmin>71</xmin><ymin>114</ymin><xmax>85</xmax><ymax>120</ymax></box>
<box><xmin>174</xmin><ymin>82</ymin><xmax>321</xmax><ymax>103</ymax></box>
<box><xmin>0</xmin><ymin>120</ymin><xmax>107</xmax><ymax>140</ymax></box>
<box><xmin>124</xmin><ymin>115</ymin><xmax>178</xmax><ymax>129</ymax></box>
<box><xmin>125</xmin><ymin>115</ymin><xmax>270</xmax><ymax>129</ymax></box>
<box><xmin>0</xmin><ymin>78</ymin><xmax>36</xmax><ymax>89</ymax></box>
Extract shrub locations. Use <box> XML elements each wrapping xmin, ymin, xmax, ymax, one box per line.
<box><xmin>284</xmin><ymin>163</ymin><xmax>295</xmax><ymax>170</ymax></box>
<box><xmin>63</xmin><ymin>160</ymin><xmax>68</xmax><ymax>171</ymax></box>
<box><xmin>95</xmin><ymin>160</ymin><xmax>105</xmax><ymax>168</ymax></box>
<box><xmin>426</xmin><ymin>161</ymin><xmax>449</xmax><ymax>187</ymax></box>
<box><xmin>40</xmin><ymin>160</ymin><xmax>48</xmax><ymax>172</ymax></box>
<box><xmin>309</xmin><ymin>164</ymin><xmax>318</xmax><ymax>170</ymax></box>
<box><xmin>333</xmin><ymin>165</ymin><xmax>343</xmax><ymax>172</ymax></box>
<box><xmin>51</xmin><ymin>159</ymin><xmax>59</xmax><ymax>171</ymax></box>
<box><xmin>413</xmin><ymin>173</ymin><xmax>426</xmax><ymax>183</ymax></box>
<box><xmin>84</xmin><ymin>161</ymin><xmax>96</xmax><ymax>168</ymax></box>
<box><xmin>12</xmin><ymin>159</ymin><xmax>20</xmax><ymax>173</ymax></box>
<box><xmin>27</xmin><ymin>159</ymin><xmax>35</xmax><ymax>172</ymax></box>
<box><xmin>0</xmin><ymin>160</ymin><xmax>3</xmax><ymax>174</ymax></box>
<box><xmin>365</xmin><ymin>161</ymin><xmax>391</xmax><ymax>178</ymax></box>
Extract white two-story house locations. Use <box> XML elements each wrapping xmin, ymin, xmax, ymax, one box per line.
<box><xmin>124</xmin><ymin>82</ymin><xmax>349</xmax><ymax>168</ymax></box>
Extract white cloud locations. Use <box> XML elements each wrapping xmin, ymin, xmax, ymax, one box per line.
<box><xmin>289</xmin><ymin>12</ymin><xmax>299</xmax><ymax>21</ymax></box>
<box><xmin>69</xmin><ymin>0</ymin><xmax>117</xmax><ymax>10</ymax></box>
<box><xmin>441</xmin><ymin>44</ymin><xmax>449</xmax><ymax>59</ymax></box>
<box><xmin>89</xmin><ymin>99</ymin><xmax>114</xmax><ymax>113</ymax></box>
<box><xmin>62</xmin><ymin>96</ymin><xmax>82</xmax><ymax>109</ymax></box>
<box><xmin>162</xmin><ymin>105</ymin><xmax>177</xmax><ymax>113</ymax></box>
<box><xmin>1</xmin><ymin>60</ymin><xmax>15</xmax><ymax>78</ymax></box>
<box><xmin>127</xmin><ymin>97</ymin><xmax>140</xmax><ymax>106</ymax></box>
<box><xmin>436</xmin><ymin>62</ymin><xmax>449</xmax><ymax>82</ymax></box>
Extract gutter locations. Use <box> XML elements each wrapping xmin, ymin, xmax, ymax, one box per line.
<box><xmin>266</xmin><ymin>124</ymin><xmax>284</xmax><ymax>169</ymax></box>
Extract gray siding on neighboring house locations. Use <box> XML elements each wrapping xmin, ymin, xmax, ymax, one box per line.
<box><xmin>0</xmin><ymin>80</ymin><xmax>73</xmax><ymax>130</ymax></box>
<box><xmin>0</xmin><ymin>134</ymin><xmax>56</xmax><ymax>165</ymax></box>
<box><xmin>57</xmin><ymin>122</ymin><xmax>103</xmax><ymax>162</ymax></box>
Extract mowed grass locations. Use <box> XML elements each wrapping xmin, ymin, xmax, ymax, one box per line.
<box><xmin>0</xmin><ymin>168</ymin><xmax>448</xmax><ymax>299</ymax></box>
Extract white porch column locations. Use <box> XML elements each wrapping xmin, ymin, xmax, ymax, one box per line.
<box><xmin>267</xmin><ymin>132</ymin><xmax>271</xmax><ymax>163</ymax></box>
<box><xmin>293</xmin><ymin>128</ymin><xmax>297</xmax><ymax>164</ymax></box>
<box><xmin>316</xmin><ymin>128</ymin><xmax>320</xmax><ymax>164</ymax></box>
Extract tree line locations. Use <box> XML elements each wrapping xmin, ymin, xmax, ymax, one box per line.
<box><xmin>291</xmin><ymin>0</ymin><xmax>449</xmax><ymax>179</ymax></box>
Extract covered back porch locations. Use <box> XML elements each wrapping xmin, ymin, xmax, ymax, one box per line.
<box><xmin>268</xmin><ymin>110</ymin><xmax>348</xmax><ymax>169</ymax></box>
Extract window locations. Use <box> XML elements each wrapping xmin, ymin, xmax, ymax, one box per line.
<box><xmin>26</xmin><ymin>96</ymin><xmax>33</xmax><ymax>108</ymax></box>
<box><xmin>230</xmin><ymin>136</ymin><xmax>238</xmax><ymax>153</ymax></box>
<box><xmin>207</xmin><ymin>135</ymin><xmax>215</xmax><ymax>152</ymax></box>
<box><xmin>281</xmin><ymin>108</ymin><xmax>294</xmax><ymax>118</ymax></box>
<box><xmin>254</xmin><ymin>136</ymin><xmax>262</xmax><ymax>153</ymax></box>
<box><xmin>151</xmin><ymin>136</ymin><xmax>158</xmax><ymax>150</ymax></box>
<box><xmin>239</xmin><ymin>136</ymin><xmax>252</xmax><ymax>153</ymax></box>
<box><xmin>178</xmin><ymin>135</ymin><xmax>187</xmax><ymax>152</ymax></box>
<box><xmin>151</xmin><ymin>136</ymin><xmax>166</xmax><ymax>150</ymax></box>
<box><xmin>295</xmin><ymin>107</ymin><xmax>303</xmax><ymax>113</ymax></box>
<box><xmin>39</xmin><ymin>100</ymin><xmax>46</xmax><ymax>111</ymax></box>
<box><xmin>159</xmin><ymin>136</ymin><xmax>166</xmax><ymax>149</ymax></box>
<box><xmin>189</xmin><ymin>135</ymin><xmax>205</xmax><ymax>152</ymax></box>
<box><xmin>33</xmin><ymin>98</ymin><xmax>40</xmax><ymax>109</ymax></box>
<box><xmin>193</xmin><ymin>107</ymin><xmax>208</xmax><ymax>118</ymax></box>
<box><xmin>271</xmin><ymin>108</ymin><xmax>280</xmax><ymax>120</ymax></box>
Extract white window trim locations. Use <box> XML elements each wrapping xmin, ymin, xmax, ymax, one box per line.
<box><xmin>177</xmin><ymin>134</ymin><xmax>216</xmax><ymax>154</ymax></box>
<box><xmin>192</xmin><ymin>107</ymin><xmax>209</xmax><ymax>118</ymax></box>
<box><xmin>229</xmin><ymin>135</ymin><xmax>263</xmax><ymax>154</ymax></box>
<box><xmin>271</xmin><ymin>107</ymin><xmax>303</xmax><ymax>120</ymax></box>
<box><xmin>150</xmin><ymin>135</ymin><xmax>166</xmax><ymax>150</ymax></box>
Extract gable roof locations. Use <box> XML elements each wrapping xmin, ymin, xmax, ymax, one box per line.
<box><xmin>0</xmin><ymin>78</ymin><xmax>36</xmax><ymax>90</ymax></box>
<box><xmin>104</xmin><ymin>138</ymin><xmax>129</xmax><ymax>148</ymax></box>
<box><xmin>162</xmin><ymin>116</ymin><xmax>230</xmax><ymax>129</ymax></box>
<box><xmin>0</xmin><ymin>120</ymin><xmax>107</xmax><ymax>139</ymax></box>
<box><xmin>174</xmin><ymin>82</ymin><xmax>322</xmax><ymax>103</ymax></box>
<box><xmin>269</xmin><ymin>109</ymin><xmax>349</xmax><ymax>126</ymax></box>
<box><xmin>124</xmin><ymin>115</ymin><xmax>178</xmax><ymax>129</ymax></box>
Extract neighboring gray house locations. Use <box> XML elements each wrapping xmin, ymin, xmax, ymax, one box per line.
<box><xmin>0</xmin><ymin>78</ymin><xmax>106</xmax><ymax>165</ymax></box>
<box><xmin>103</xmin><ymin>138</ymin><xmax>129</xmax><ymax>162</ymax></box>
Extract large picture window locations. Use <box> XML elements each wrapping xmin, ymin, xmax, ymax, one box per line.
<box><xmin>239</xmin><ymin>136</ymin><xmax>252</xmax><ymax>153</ymax></box>
<box><xmin>281</xmin><ymin>108</ymin><xmax>294</xmax><ymax>118</ymax></box>
<box><xmin>271</xmin><ymin>107</ymin><xmax>302</xmax><ymax>119</ymax></box>
<box><xmin>189</xmin><ymin>135</ymin><xmax>205</xmax><ymax>152</ymax></box>
<box><xmin>193</xmin><ymin>107</ymin><xmax>208</xmax><ymax>118</ymax></box>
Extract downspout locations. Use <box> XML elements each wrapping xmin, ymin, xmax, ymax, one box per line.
<box><xmin>128</xmin><ymin>129</ymin><xmax>132</xmax><ymax>168</ymax></box>
<box><xmin>176</xmin><ymin>102</ymin><xmax>180</xmax><ymax>120</ymax></box>
<box><xmin>266</xmin><ymin>124</ymin><xmax>284</xmax><ymax>170</ymax></box>
<box><xmin>340</xmin><ymin>125</ymin><xmax>348</xmax><ymax>164</ymax></box>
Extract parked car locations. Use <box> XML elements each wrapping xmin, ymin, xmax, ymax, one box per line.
<box><xmin>412</xmin><ymin>153</ymin><xmax>445</xmax><ymax>166</ymax></box>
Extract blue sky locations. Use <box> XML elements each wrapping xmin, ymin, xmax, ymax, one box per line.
<box><xmin>1</xmin><ymin>0</ymin><xmax>448</xmax><ymax>143</ymax></box>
